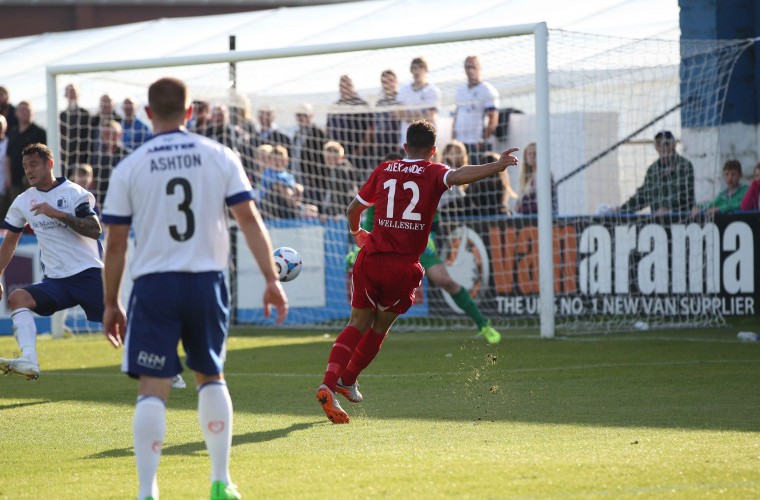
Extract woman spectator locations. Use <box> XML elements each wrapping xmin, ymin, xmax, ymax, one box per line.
<box><xmin>438</xmin><ymin>141</ymin><xmax>468</xmax><ymax>219</ymax></box>
<box><xmin>515</xmin><ymin>142</ymin><xmax>557</xmax><ymax>215</ymax></box>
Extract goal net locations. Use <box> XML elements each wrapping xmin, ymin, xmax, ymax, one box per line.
<box><xmin>48</xmin><ymin>26</ymin><xmax>753</xmax><ymax>336</ymax></box>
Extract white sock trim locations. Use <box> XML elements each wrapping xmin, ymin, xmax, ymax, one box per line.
<box><xmin>198</xmin><ymin>382</ymin><xmax>233</xmax><ymax>485</ymax></box>
<box><xmin>12</xmin><ymin>308</ymin><xmax>37</xmax><ymax>364</ymax></box>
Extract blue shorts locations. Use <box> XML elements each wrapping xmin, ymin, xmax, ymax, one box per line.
<box><xmin>122</xmin><ymin>271</ymin><xmax>230</xmax><ymax>379</ymax></box>
<box><xmin>25</xmin><ymin>267</ymin><xmax>104</xmax><ymax>321</ymax></box>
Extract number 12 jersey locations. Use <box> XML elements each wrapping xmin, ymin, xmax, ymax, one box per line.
<box><xmin>356</xmin><ymin>158</ymin><xmax>451</xmax><ymax>261</ymax></box>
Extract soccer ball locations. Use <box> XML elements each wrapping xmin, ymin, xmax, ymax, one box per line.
<box><xmin>273</xmin><ymin>247</ymin><xmax>302</xmax><ymax>282</ymax></box>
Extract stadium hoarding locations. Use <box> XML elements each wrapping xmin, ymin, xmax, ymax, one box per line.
<box><xmin>437</xmin><ymin>212</ymin><xmax>758</xmax><ymax>322</ymax></box>
<box><xmin>0</xmin><ymin>212</ymin><xmax>755</xmax><ymax>335</ymax></box>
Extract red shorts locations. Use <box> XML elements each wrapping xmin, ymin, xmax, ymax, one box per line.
<box><xmin>351</xmin><ymin>250</ymin><xmax>424</xmax><ymax>314</ymax></box>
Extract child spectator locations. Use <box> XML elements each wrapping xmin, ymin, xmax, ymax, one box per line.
<box><xmin>692</xmin><ymin>159</ymin><xmax>747</xmax><ymax>218</ymax></box>
<box><xmin>69</xmin><ymin>163</ymin><xmax>94</xmax><ymax>191</ymax></box>
<box><xmin>319</xmin><ymin>140</ymin><xmax>359</xmax><ymax>218</ymax></box>
<box><xmin>259</xmin><ymin>145</ymin><xmax>309</xmax><ymax>219</ymax></box>
<box><xmin>69</xmin><ymin>163</ymin><xmax>97</xmax><ymax>214</ymax></box>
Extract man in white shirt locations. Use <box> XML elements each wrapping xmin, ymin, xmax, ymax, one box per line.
<box><xmin>101</xmin><ymin>77</ymin><xmax>288</xmax><ymax>500</ymax></box>
<box><xmin>0</xmin><ymin>143</ymin><xmax>102</xmax><ymax>380</ymax></box>
<box><xmin>397</xmin><ymin>56</ymin><xmax>442</xmax><ymax>148</ymax></box>
<box><xmin>453</xmin><ymin>55</ymin><xmax>500</xmax><ymax>164</ymax></box>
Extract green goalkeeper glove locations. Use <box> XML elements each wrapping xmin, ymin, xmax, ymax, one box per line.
<box><xmin>345</xmin><ymin>245</ymin><xmax>360</xmax><ymax>271</ymax></box>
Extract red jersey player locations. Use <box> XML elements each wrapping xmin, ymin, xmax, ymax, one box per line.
<box><xmin>316</xmin><ymin>120</ymin><xmax>519</xmax><ymax>424</ymax></box>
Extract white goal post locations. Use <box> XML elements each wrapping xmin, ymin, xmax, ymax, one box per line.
<box><xmin>44</xmin><ymin>24</ymin><xmax>752</xmax><ymax>339</ymax></box>
<box><xmin>45</xmin><ymin>24</ymin><xmax>554</xmax><ymax>338</ymax></box>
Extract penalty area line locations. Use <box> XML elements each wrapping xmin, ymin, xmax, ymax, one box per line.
<box><xmin>39</xmin><ymin>357</ymin><xmax>760</xmax><ymax>378</ymax></box>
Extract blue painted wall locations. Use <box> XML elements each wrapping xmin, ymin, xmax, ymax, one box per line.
<box><xmin>680</xmin><ymin>0</ymin><xmax>760</xmax><ymax>126</ymax></box>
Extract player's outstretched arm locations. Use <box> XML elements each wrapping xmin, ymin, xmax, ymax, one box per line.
<box><xmin>447</xmin><ymin>147</ymin><xmax>520</xmax><ymax>186</ymax></box>
<box><xmin>102</xmin><ymin>224</ymin><xmax>129</xmax><ymax>348</ymax></box>
<box><xmin>0</xmin><ymin>231</ymin><xmax>22</xmax><ymax>302</ymax></box>
<box><xmin>230</xmin><ymin>200</ymin><xmax>289</xmax><ymax>324</ymax></box>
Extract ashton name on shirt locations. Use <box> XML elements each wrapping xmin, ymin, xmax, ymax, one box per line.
<box><xmin>150</xmin><ymin>153</ymin><xmax>202</xmax><ymax>172</ymax></box>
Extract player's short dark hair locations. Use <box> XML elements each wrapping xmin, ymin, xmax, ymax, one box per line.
<box><xmin>723</xmin><ymin>159</ymin><xmax>742</xmax><ymax>174</ymax></box>
<box><xmin>381</xmin><ymin>69</ymin><xmax>396</xmax><ymax>78</ymax></box>
<box><xmin>148</xmin><ymin>77</ymin><xmax>188</xmax><ymax>119</ymax></box>
<box><xmin>383</xmin><ymin>151</ymin><xmax>404</xmax><ymax>162</ymax></box>
<box><xmin>406</xmin><ymin>120</ymin><xmax>436</xmax><ymax>150</ymax></box>
<box><xmin>21</xmin><ymin>143</ymin><xmax>53</xmax><ymax>163</ymax></box>
<box><xmin>411</xmin><ymin>57</ymin><xmax>428</xmax><ymax>71</ymax></box>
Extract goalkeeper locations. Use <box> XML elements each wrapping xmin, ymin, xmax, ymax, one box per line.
<box><xmin>345</xmin><ymin>156</ymin><xmax>501</xmax><ymax>345</ymax></box>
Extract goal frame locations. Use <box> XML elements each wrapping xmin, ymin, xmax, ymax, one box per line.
<box><xmin>45</xmin><ymin>23</ymin><xmax>554</xmax><ymax>338</ymax></box>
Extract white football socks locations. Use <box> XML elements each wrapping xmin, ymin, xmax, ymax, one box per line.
<box><xmin>198</xmin><ymin>381</ymin><xmax>233</xmax><ymax>485</ymax></box>
<box><xmin>12</xmin><ymin>308</ymin><xmax>37</xmax><ymax>365</ymax></box>
<box><xmin>133</xmin><ymin>396</ymin><xmax>166</xmax><ymax>500</ymax></box>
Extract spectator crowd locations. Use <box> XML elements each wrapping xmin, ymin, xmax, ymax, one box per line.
<box><xmin>2</xmin><ymin>54</ymin><xmax>759</xmax><ymax>225</ymax></box>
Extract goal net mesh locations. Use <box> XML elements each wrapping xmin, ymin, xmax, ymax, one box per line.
<box><xmin>53</xmin><ymin>29</ymin><xmax>752</xmax><ymax>335</ymax></box>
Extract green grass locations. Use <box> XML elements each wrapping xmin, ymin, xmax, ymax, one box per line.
<box><xmin>0</xmin><ymin>327</ymin><xmax>758</xmax><ymax>499</ymax></box>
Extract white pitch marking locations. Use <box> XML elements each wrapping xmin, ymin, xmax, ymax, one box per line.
<box><xmin>39</xmin><ymin>358</ymin><xmax>759</xmax><ymax>378</ymax></box>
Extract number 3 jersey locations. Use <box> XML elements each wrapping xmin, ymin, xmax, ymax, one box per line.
<box><xmin>101</xmin><ymin>129</ymin><xmax>254</xmax><ymax>280</ymax></box>
<box><xmin>357</xmin><ymin>158</ymin><xmax>451</xmax><ymax>260</ymax></box>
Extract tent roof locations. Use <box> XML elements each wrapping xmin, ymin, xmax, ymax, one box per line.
<box><xmin>1</xmin><ymin>0</ymin><xmax>680</xmax><ymax>126</ymax></box>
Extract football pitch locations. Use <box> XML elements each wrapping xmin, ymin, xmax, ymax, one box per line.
<box><xmin>0</xmin><ymin>326</ymin><xmax>758</xmax><ymax>499</ymax></box>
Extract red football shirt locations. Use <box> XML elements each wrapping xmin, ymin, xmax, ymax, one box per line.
<box><xmin>357</xmin><ymin>158</ymin><xmax>451</xmax><ymax>260</ymax></box>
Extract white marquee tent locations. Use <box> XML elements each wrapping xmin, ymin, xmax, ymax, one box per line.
<box><xmin>2</xmin><ymin>0</ymin><xmax>679</xmax><ymax>128</ymax></box>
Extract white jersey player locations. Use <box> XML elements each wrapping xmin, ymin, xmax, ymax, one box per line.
<box><xmin>103</xmin><ymin>131</ymin><xmax>248</xmax><ymax>279</ymax></box>
<box><xmin>453</xmin><ymin>55</ymin><xmax>500</xmax><ymax>164</ymax></box>
<box><xmin>397</xmin><ymin>56</ymin><xmax>442</xmax><ymax>147</ymax></box>
<box><xmin>7</xmin><ymin>176</ymin><xmax>101</xmax><ymax>278</ymax></box>
<box><xmin>101</xmin><ymin>77</ymin><xmax>288</xmax><ymax>500</ymax></box>
<box><xmin>0</xmin><ymin>143</ymin><xmax>102</xmax><ymax>380</ymax></box>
